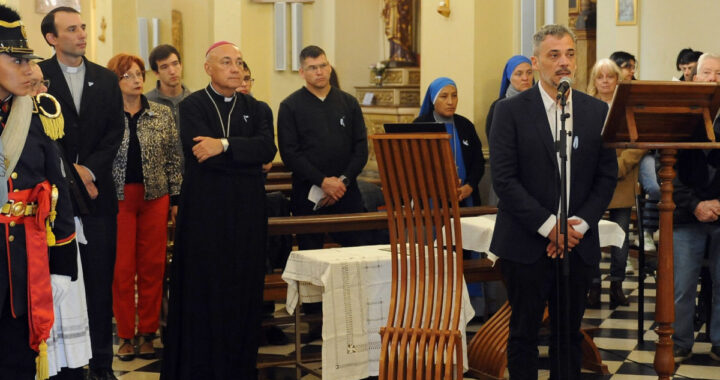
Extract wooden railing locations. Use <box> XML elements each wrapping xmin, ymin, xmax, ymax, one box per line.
<box><xmin>268</xmin><ymin>206</ymin><xmax>497</xmax><ymax>235</ymax></box>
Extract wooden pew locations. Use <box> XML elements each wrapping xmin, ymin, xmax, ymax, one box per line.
<box><xmin>267</xmin><ymin>206</ymin><xmax>497</xmax><ymax>234</ymax></box>
<box><xmin>264</xmin><ymin>161</ymin><xmax>382</xmax><ymax>195</ymax></box>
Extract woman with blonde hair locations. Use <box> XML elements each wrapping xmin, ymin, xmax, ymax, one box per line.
<box><xmin>587</xmin><ymin>58</ymin><xmax>622</xmax><ymax>102</ymax></box>
<box><xmin>586</xmin><ymin>58</ymin><xmax>646</xmax><ymax>308</ymax></box>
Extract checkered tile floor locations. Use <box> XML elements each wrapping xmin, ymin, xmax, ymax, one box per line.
<box><xmin>103</xmin><ymin>257</ymin><xmax>719</xmax><ymax>379</ymax></box>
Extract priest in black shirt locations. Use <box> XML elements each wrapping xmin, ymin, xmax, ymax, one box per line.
<box><xmin>278</xmin><ymin>45</ymin><xmax>369</xmax><ymax>249</ymax></box>
<box><xmin>160</xmin><ymin>41</ymin><xmax>277</xmax><ymax>380</ymax></box>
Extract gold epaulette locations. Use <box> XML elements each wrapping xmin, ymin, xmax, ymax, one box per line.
<box><xmin>33</xmin><ymin>93</ymin><xmax>65</xmax><ymax>141</ymax></box>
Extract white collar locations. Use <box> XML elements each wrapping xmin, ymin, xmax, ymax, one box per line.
<box><xmin>58</xmin><ymin>60</ymin><xmax>85</xmax><ymax>74</ymax></box>
<box><xmin>538</xmin><ymin>83</ymin><xmax>572</xmax><ymax>112</ymax></box>
<box><xmin>209</xmin><ymin>83</ymin><xmax>235</xmax><ymax>102</ymax></box>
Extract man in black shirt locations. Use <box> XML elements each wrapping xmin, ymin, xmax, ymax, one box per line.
<box><xmin>278</xmin><ymin>45</ymin><xmax>368</xmax><ymax>249</ymax></box>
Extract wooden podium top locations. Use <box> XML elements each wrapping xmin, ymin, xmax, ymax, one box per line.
<box><xmin>603</xmin><ymin>80</ymin><xmax>720</xmax><ymax>144</ymax></box>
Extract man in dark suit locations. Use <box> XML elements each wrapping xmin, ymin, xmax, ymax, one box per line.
<box><xmin>489</xmin><ymin>24</ymin><xmax>617</xmax><ymax>379</ymax></box>
<box><xmin>39</xmin><ymin>6</ymin><xmax>124</xmax><ymax>380</ymax></box>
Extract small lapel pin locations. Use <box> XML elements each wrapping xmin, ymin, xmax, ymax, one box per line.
<box><xmin>88</xmin><ymin>82</ymin><xmax>94</xmax><ymax>87</ymax></box>
<box><xmin>243</xmin><ymin>115</ymin><xmax>249</xmax><ymax>122</ymax></box>
<box><xmin>462</xmin><ymin>139</ymin><xmax>469</xmax><ymax>146</ymax></box>
<box><xmin>340</xmin><ymin>116</ymin><xmax>345</xmax><ymax>127</ymax></box>
<box><xmin>573</xmin><ymin>135</ymin><xmax>579</xmax><ymax>149</ymax></box>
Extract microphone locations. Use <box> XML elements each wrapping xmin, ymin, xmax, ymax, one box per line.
<box><xmin>556</xmin><ymin>77</ymin><xmax>572</xmax><ymax>99</ymax></box>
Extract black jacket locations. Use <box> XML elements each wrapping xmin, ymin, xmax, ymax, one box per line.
<box><xmin>414</xmin><ymin>112</ymin><xmax>486</xmax><ymax>206</ymax></box>
<box><xmin>485</xmin><ymin>97</ymin><xmax>503</xmax><ymax>142</ymax></box>
<box><xmin>39</xmin><ymin>56</ymin><xmax>125</xmax><ymax>216</ymax></box>
<box><xmin>489</xmin><ymin>85</ymin><xmax>617</xmax><ymax>265</ymax></box>
<box><xmin>674</xmin><ymin>146</ymin><xmax>720</xmax><ymax>225</ymax></box>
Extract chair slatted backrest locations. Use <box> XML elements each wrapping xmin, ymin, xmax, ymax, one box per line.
<box><xmin>372</xmin><ymin>133</ymin><xmax>465</xmax><ymax>380</ymax></box>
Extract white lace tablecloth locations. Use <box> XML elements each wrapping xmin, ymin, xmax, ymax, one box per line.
<box><xmin>282</xmin><ymin>245</ymin><xmax>474</xmax><ymax>380</ymax></box>
<box><xmin>458</xmin><ymin>215</ymin><xmax>626</xmax><ymax>260</ymax></box>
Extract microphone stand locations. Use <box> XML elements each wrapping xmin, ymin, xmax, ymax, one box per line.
<box><xmin>557</xmin><ymin>88</ymin><xmax>572</xmax><ymax>379</ymax></box>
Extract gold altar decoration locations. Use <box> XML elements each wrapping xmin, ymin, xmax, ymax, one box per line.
<box><xmin>382</xmin><ymin>0</ymin><xmax>416</xmax><ymax>64</ymax></box>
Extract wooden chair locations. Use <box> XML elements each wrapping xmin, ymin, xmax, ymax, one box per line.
<box><xmin>372</xmin><ymin>133</ymin><xmax>465</xmax><ymax>380</ymax></box>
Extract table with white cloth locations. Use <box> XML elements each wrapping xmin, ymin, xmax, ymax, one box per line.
<box><xmin>458</xmin><ymin>214</ymin><xmax>626</xmax><ymax>257</ymax></box>
<box><xmin>282</xmin><ymin>244</ymin><xmax>475</xmax><ymax>380</ymax></box>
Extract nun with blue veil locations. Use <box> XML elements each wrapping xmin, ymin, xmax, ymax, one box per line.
<box><xmin>413</xmin><ymin>77</ymin><xmax>485</xmax><ymax>207</ymax></box>
<box><xmin>414</xmin><ymin>77</ymin><xmax>486</xmax><ymax>317</ymax></box>
<box><xmin>485</xmin><ymin>55</ymin><xmax>534</xmax><ymax>140</ymax></box>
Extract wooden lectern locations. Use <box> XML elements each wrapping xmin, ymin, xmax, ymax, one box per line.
<box><xmin>603</xmin><ymin>80</ymin><xmax>720</xmax><ymax>380</ymax></box>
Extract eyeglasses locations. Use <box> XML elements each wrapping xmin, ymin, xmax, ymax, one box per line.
<box><xmin>241</xmin><ymin>76</ymin><xmax>255</xmax><ymax>83</ymax></box>
<box><xmin>30</xmin><ymin>79</ymin><xmax>50</xmax><ymax>91</ymax></box>
<box><xmin>121</xmin><ymin>71</ymin><xmax>145</xmax><ymax>81</ymax></box>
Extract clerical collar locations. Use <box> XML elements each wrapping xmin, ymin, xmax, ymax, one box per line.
<box><xmin>204</xmin><ymin>86</ymin><xmax>237</xmax><ymax>137</ymax></box>
<box><xmin>58</xmin><ymin>60</ymin><xmax>86</xmax><ymax>74</ymax></box>
<box><xmin>209</xmin><ymin>83</ymin><xmax>235</xmax><ymax>102</ymax></box>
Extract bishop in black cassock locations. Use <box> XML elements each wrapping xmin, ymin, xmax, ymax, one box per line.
<box><xmin>161</xmin><ymin>42</ymin><xmax>277</xmax><ymax>380</ymax></box>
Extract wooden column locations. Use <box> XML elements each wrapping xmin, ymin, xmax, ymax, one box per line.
<box><xmin>574</xmin><ymin>30</ymin><xmax>596</xmax><ymax>92</ymax></box>
<box><xmin>654</xmin><ymin>148</ymin><xmax>677</xmax><ymax>380</ymax></box>
<box><xmin>570</xmin><ymin>0</ymin><xmax>597</xmax><ymax>92</ymax></box>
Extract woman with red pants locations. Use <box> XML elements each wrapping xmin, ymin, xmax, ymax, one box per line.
<box><xmin>107</xmin><ymin>54</ymin><xmax>182</xmax><ymax>361</ymax></box>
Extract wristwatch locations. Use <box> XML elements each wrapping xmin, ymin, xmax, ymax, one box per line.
<box><xmin>341</xmin><ymin>176</ymin><xmax>350</xmax><ymax>186</ymax></box>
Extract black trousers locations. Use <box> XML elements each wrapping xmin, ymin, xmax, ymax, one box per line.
<box><xmin>291</xmin><ymin>183</ymin><xmax>369</xmax><ymax>250</ymax></box>
<box><xmin>0</xmin><ymin>297</ymin><xmax>36</xmax><ymax>380</ymax></box>
<box><xmin>501</xmin><ymin>252</ymin><xmax>592</xmax><ymax>380</ymax></box>
<box><xmin>80</xmin><ymin>214</ymin><xmax>117</xmax><ymax>370</ymax></box>
<box><xmin>50</xmin><ymin>367</ymin><xmax>84</xmax><ymax>380</ymax></box>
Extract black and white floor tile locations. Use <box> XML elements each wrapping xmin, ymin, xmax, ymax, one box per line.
<box><xmin>103</xmin><ymin>257</ymin><xmax>719</xmax><ymax>379</ymax></box>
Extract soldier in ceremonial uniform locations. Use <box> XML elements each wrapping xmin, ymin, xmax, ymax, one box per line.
<box><xmin>0</xmin><ymin>5</ymin><xmax>77</xmax><ymax>380</ymax></box>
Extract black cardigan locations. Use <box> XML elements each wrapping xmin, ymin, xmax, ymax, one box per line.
<box><xmin>414</xmin><ymin>112</ymin><xmax>485</xmax><ymax>206</ymax></box>
<box><xmin>485</xmin><ymin>96</ymin><xmax>503</xmax><ymax>142</ymax></box>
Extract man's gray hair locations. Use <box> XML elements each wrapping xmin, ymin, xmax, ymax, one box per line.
<box><xmin>533</xmin><ymin>24</ymin><xmax>577</xmax><ymax>56</ymax></box>
<box><xmin>697</xmin><ymin>52</ymin><xmax>720</xmax><ymax>73</ymax></box>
